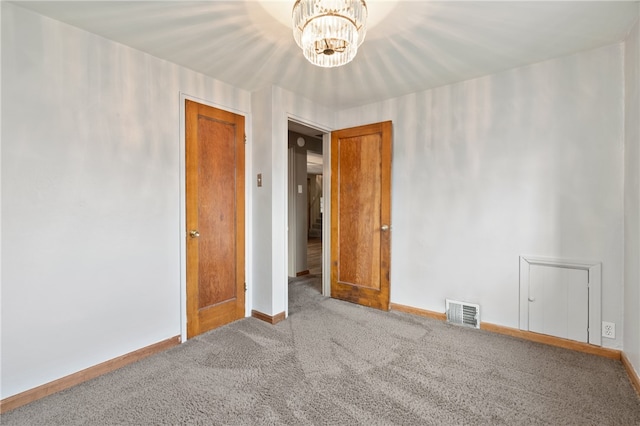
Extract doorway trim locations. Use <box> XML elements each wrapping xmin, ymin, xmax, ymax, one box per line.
<box><xmin>285</xmin><ymin>114</ymin><xmax>332</xmax><ymax>311</ymax></box>
<box><xmin>321</xmin><ymin>132</ymin><xmax>331</xmax><ymax>297</ymax></box>
<box><xmin>519</xmin><ymin>255</ymin><xmax>601</xmax><ymax>346</ymax></box>
<box><xmin>179</xmin><ymin>92</ymin><xmax>252</xmax><ymax>342</ymax></box>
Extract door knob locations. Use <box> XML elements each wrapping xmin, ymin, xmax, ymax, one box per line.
<box><xmin>528</xmin><ymin>297</ymin><xmax>535</xmax><ymax>302</ymax></box>
<box><xmin>381</xmin><ymin>225</ymin><xmax>389</xmax><ymax>232</ymax></box>
<box><xmin>189</xmin><ymin>230</ymin><xmax>200</xmax><ymax>238</ymax></box>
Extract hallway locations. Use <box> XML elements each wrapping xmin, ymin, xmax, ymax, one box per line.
<box><xmin>307</xmin><ymin>238</ymin><xmax>322</xmax><ymax>276</ymax></box>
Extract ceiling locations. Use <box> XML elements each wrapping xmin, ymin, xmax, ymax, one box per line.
<box><xmin>12</xmin><ymin>1</ymin><xmax>639</xmax><ymax>110</ymax></box>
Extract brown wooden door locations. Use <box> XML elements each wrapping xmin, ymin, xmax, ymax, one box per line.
<box><xmin>331</xmin><ymin>121</ymin><xmax>392</xmax><ymax>310</ymax></box>
<box><xmin>185</xmin><ymin>100</ymin><xmax>245</xmax><ymax>338</ymax></box>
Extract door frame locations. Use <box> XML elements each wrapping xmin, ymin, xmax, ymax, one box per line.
<box><xmin>519</xmin><ymin>255</ymin><xmax>601</xmax><ymax>346</ymax></box>
<box><xmin>321</xmin><ymin>131</ymin><xmax>331</xmax><ymax>297</ymax></box>
<box><xmin>179</xmin><ymin>93</ymin><xmax>252</xmax><ymax>342</ymax></box>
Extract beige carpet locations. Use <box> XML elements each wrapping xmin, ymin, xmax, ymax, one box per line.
<box><xmin>3</xmin><ymin>274</ymin><xmax>639</xmax><ymax>425</ymax></box>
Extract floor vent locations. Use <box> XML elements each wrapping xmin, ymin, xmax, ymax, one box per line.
<box><xmin>446</xmin><ymin>299</ymin><xmax>480</xmax><ymax>329</ymax></box>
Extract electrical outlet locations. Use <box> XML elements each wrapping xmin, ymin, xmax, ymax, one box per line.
<box><xmin>602</xmin><ymin>321</ymin><xmax>615</xmax><ymax>339</ymax></box>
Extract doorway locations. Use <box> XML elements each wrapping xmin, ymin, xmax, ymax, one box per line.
<box><xmin>286</xmin><ymin>120</ymin><xmax>393</xmax><ymax>313</ymax></box>
<box><xmin>287</xmin><ymin>120</ymin><xmax>325</xmax><ymax>296</ymax></box>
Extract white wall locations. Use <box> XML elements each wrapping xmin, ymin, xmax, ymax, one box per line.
<box><xmin>336</xmin><ymin>44</ymin><xmax>626</xmax><ymax>349</ymax></box>
<box><xmin>252</xmin><ymin>86</ymin><xmax>333</xmax><ymax>315</ymax></box>
<box><xmin>624</xmin><ymin>6</ymin><xmax>640</xmax><ymax>376</ymax></box>
<box><xmin>286</xmin><ymin>132</ymin><xmax>309</xmax><ymax>277</ymax></box>
<box><xmin>1</xmin><ymin>3</ymin><xmax>251</xmax><ymax>399</ymax></box>
<box><xmin>293</xmin><ymin>144</ymin><xmax>308</xmax><ymax>274</ymax></box>
<box><xmin>251</xmin><ymin>85</ymin><xmax>275</xmax><ymax>316</ymax></box>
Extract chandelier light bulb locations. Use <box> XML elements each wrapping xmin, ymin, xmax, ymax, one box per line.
<box><xmin>292</xmin><ymin>0</ymin><xmax>368</xmax><ymax>68</ymax></box>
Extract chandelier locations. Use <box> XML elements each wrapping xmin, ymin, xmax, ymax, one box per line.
<box><xmin>292</xmin><ymin>0</ymin><xmax>368</xmax><ymax>68</ymax></box>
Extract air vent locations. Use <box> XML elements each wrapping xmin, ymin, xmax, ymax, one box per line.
<box><xmin>446</xmin><ymin>299</ymin><xmax>480</xmax><ymax>329</ymax></box>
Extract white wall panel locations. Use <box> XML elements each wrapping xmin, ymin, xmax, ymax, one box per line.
<box><xmin>337</xmin><ymin>44</ymin><xmax>625</xmax><ymax>349</ymax></box>
<box><xmin>294</xmin><ymin>147</ymin><xmax>308</xmax><ymax>274</ymax></box>
<box><xmin>1</xmin><ymin>3</ymin><xmax>250</xmax><ymax>398</ymax></box>
<box><xmin>624</xmin><ymin>7</ymin><xmax>640</xmax><ymax>376</ymax></box>
<box><xmin>250</xmin><ymin>85</ymin><xmax>274</xmax><ymax>316</ymax></box>
<box><xmin>528</xmin><ymin>265</ymin><xmax>588</xmax><ymax>343</ymax></box>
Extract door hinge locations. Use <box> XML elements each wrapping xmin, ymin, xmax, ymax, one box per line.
<box><xmin>244</xmin><ymin>282</ymin><xmax>247</xmax><ymax>292</ymax></box>
<box><xmin>244</xmin><ymin>135</ymin><xmax>247</xmax><ymax>144</ymax></box>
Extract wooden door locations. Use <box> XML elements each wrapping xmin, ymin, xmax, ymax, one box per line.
<box><xmin>331</xmin><ymin>121</ymin><xmax>392</xmax><ymax>310</ymax></box>
<box><xmin>185</xmin><ymin>100</ymin><xmax>245</xmax><ymax>338</ymax></box>
<box><xmin>528</xmin><ymin>264</ymin><xmax>589</xmax><ymax>342</ymax></box>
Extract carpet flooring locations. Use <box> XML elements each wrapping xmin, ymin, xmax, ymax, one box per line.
<box><xmin>2</xmin><ymin>274</ymin><xmax>639</xmax><ymax>425</ymax></box>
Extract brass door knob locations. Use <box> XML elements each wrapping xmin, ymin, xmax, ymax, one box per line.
<box><xmin>189</xmin><ymin>230</ymin><xmax>200</xmax><ymax>238</ymax></box>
